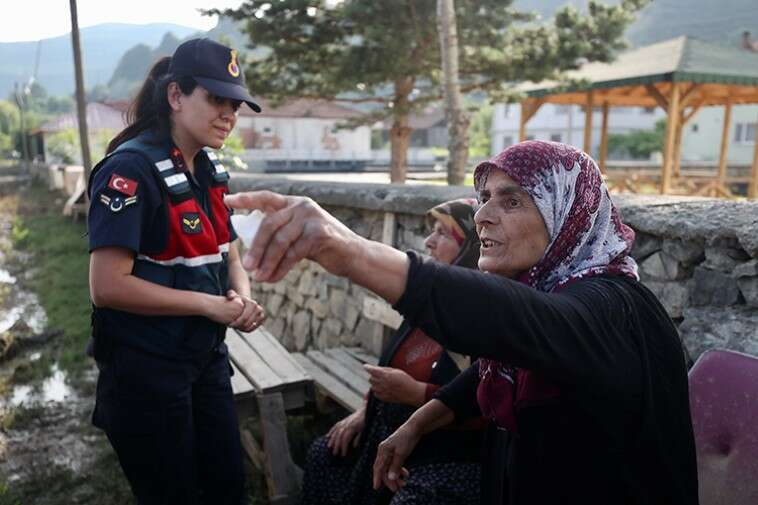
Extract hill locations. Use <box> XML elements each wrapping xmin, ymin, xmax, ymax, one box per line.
<box><xmin>0</xmin><ymin>23</ymin><xmax>199</xmax><ymax>99</ymax></box>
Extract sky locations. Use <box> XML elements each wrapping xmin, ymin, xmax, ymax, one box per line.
<box><xmin>0</xmin><ymin>0</ymin><xmax>246</xmax><ymax>42</ymax></box>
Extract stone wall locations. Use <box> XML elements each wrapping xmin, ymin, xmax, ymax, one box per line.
<box><xmin>230</xmin><ymin>177</ymin><xmax>758</xmax><ymax>360</ymax></box>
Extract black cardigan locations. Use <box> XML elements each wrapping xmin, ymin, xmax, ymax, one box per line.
<box><xmin>394</xmin><ymin>252</ymin><xmax>699</xmax><ymax>505</ymax></box>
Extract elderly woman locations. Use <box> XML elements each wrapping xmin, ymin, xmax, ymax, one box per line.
<box><xmin>225</xmin><ymin>141</ymin><xmax>698</xmax><ymax>505</ymax></box>
<box><xmin>301</xmin><ymin>198</ymin><xmax>483</xmax><ymax>505</ymax></box>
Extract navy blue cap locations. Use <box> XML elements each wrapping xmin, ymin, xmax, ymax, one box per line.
<box><xmin>169</xmin><ymin>38</ymin><xmax>261</xmax><ymax>113</ymax></box>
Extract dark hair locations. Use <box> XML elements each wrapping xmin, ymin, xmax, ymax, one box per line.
<box><xmin>107</xmin><ymin>57</ymin><xmax>198</xmax><ymax>154</ymax></box>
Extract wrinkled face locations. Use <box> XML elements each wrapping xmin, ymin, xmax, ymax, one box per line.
<box><xmin>424</xmin><ymin>221</ymin><xmax>461</xmax><ymax>265</ymax></box>
<box><xmin>475</xmin><ymin>170</ymin><xmax>550</xmax><ymax>278</ymax></box>
<box><xmin>169</xmin><ymin>84</ymin><xmax>241</xmax><ymax>150</ymax></box>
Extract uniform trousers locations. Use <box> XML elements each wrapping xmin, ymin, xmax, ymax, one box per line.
<box><xmin>92</xmin><ymin>343</ymin><xmax>245</xmax><ymax>505</ymax></box>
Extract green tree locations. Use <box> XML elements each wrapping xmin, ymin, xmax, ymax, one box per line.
<box><xmin>608</xmin><ymin>119</ymin><xmax>665</xmax><ymax>160</ymax></box>
<box><xmin>0</xmin><ymin>100</ymin><xmax>20</xmax><ymax>154</ymax></box>
<box><xmin>213</xmin><ymin>0</ymin><xmax>647</xmax><ymax>182</ymax></box>
<box><xmin>468</xmin><ymin>99</ymin><xmax>492</xmax><ymax>159</ymax></box>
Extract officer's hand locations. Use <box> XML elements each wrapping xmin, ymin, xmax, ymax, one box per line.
<box><xmin>227</xmin><ymin>290</ymin><xmax>265</xmax><ymax>333</ymax></box>
<box><xmin>205</xmin><ymin>295</ymin><xmax>245</xmax><ymax>325</ymax></box>
<box><xmin>224</xmin><ymin>191</ymin><xmax>362</xmax><ymax>283</ymax></box>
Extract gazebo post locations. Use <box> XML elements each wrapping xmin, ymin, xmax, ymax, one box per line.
<box><xmin>599</xmin><ymin>101</ymin><xmax>610</xmax><ymax>174</ymax></box>
<box><xmin>583</xmin><ymin>91</ymin><xmax>594</xmax><ymax>154</ymax></box>
<box><xmin>750</xmin><ymin>113</ymin><xmax>758</xmax><ymax>199</ymax></box>
<box><xmin>519</xmin><ymin>98</ymin><xmax>543</xmax><ymax>142</ymax></box>
<box><xmin>661</xmin><ymin>83</ymin><xmax>681</xmax><ymax>194</ymax></box>
<box><xmin>673</xmin><ymin>118</ymin><xmax>684</xmax><ymax>177</ymax></box>
<box><xmin>717</xmin><ymin>100</ymin><xmax>733</xmax><ymax>193</ymax></box>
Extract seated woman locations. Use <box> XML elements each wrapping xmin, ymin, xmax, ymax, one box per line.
<box><xmin>226</xmin><ymin>141</ymin><xmax>698</xmax><ymax>505</ymax></box>
<box><xmin>301</xmin><ymin>198</ymin><xmax>483</xmax><ymax>505</ymax></box>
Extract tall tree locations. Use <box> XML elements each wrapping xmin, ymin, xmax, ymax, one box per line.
<box><xmin>215</xmin><ymin>1</ymin><xmax>647</xmax><ymax>182</ymax></box>
<box><xmin>437</xmin><ymin>0</ymin><xmax>467</xmax><ymax>185</ymax></box>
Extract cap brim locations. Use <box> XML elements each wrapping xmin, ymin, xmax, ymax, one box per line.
<box><xmin>195</xmin><ymin>76</ymin><xmax>262</xmax><ymax>113</ymax></box>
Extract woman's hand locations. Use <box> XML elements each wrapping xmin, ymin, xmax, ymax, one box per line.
<box><xmin>372</xmin><ymin>421</ymin><xmax>419</xmax><ymax>492</ymax></box>
<box><xmin>226</xmin><ymin>290</ymin><xmax>266</xmax><ymax>332</ymax></box>
<box><xmin>203</xmin><ymin>294</ymin><xmax>245</xmax><ymax>325</ymax></box>
<box><xmin>326</xmin><ymin>406</ymin><xmax>366</xmax><ymax>457</ymax></box>
<box><xmin>364</xmin><ymin>365</ymin><xmax>426</xmax><ymax>407</ymax></box>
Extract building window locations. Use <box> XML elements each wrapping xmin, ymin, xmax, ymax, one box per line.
<box><xmin>503</xmin><ymin>104</ymin><xmax>511</xmax><ymax>118</ymax></box>
<box><xmin>263</xmin><ymin>127</ymin><xmax>272</xmax><ymax>133</ymax></box>
<box><xmin>550</xmin><ymin>133</ymin><xmax>562</xmax><ymax>142</ymax></box>
<box><xmin>642</xmin><ymin>107</ymin><xmax>656</xmax><ymax>114</ymax></box>
<box><xmin>503</xmin><ymin>136</ymin><xmax>514</xmax><ymax>148</ymax></box>
<box><xmin>691</xmin><ymin>124</ymin><xmax>699</xmax><ymax>133</ymax></box>
<box><xmin>555</xmin><ymin>105</ymin><xmax>571</xmax><ymax>115</ymax></box>
<box><xmin>735</xmin><ymin>122</ymin><xmax>757</xmax><ymax>143</ymax></box>
<box><xmin>526</xmin><ymin>135</ymin><xmax>536</xmax><ymax>141</ymax></box>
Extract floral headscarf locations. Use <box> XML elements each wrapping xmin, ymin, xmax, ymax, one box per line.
<box><xmin>426</xmin><ymin>198</ymin><xmax>480</xmax><ymax>269</ymax></box>
<box><xmin>472</xmin><ymin>140</ymin><xmax>639</xmax><ymax>431</ymax></box>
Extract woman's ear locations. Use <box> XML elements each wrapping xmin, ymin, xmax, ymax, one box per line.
<box><xmin>167</xmin><ymin>82</ymin><xmax>182</xmax><ymax>112</ymax></box>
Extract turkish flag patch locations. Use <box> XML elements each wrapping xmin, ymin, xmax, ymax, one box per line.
<box><xmin>107</xmin><ymin>173</ymin><xmax>138</xmax><ymax>196</ymax></box>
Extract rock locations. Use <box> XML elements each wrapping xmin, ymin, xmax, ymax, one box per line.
<box><xmin>317</xmin><ymin>318</ymin><xmax>343</xmax><ymax>349</ymax></box>
<box><xmin>268</xmin><ymin>318</ymin><xmax>286</xmax><ymax>343</ymax></box>
<box><xmin>341</xmin><ymin>302</ymin><xmax>361</xmax><ymax>333</ymax></box>
<box><xmin>737</xmin><ymin>277</ymin><xmax>758</xmax><ymax>308</ymax></box>
<box><xmin>286</xmin><ymin>286</ymin><xmax>305</xmax><ymax>307</ymax></box>
<box><xmin>306</xmin><ymin>297</ymin><xmax>329</xmax><ymax>319</ymax></box>
<box><xmin>317</xmin><ymin>281</ymin><xmax>329</xmax><ymax>301</ymax></box>
<box><xmin>641</xmin><ymin>280</ymin><xmax>689</xmax><ymax>319</ymax></box>
<box><xmin>298</xmin><ymin>271</ymin><xmax>318</xmax><ymax>296</ymax></box>
<box><xmin>679</xmin><ymin>306</ymin><xmax>758</xmax><ymax>360</ymax></box>
<box><xmin>689</xmin><ymin>268</ymin><xmax>741</xmax><ymax>307</ymax></box>
<box><xmin>733</xmin><ymin>259</ymin><xmax>758</xmax><ymax>278</ymax></box>
<box><xmin>283</xmin><ymin>267</ymin><xmax>302</xmax><ymax>285</ymax></box>
<box><xmin>266</xmin><ymin>294</ymin><xmax>284</xmax><ymax>317</ymax></box>
<box><xmin>329</xmin><ymin>289</ymin><xmax>347</xmax><ymax>318</ymax></box>
<box><xmin>662</xmin><ymin>238</ymin><xmax>704</xmax><ymax>266</ymax></box>
<box><xmin>631</xmin><ymin>232</ymin><xmax>662</xmax><ymax>262</ymax></box>
<box><xmin>273</xmin><ymin>281</ymin><xmax>287</xmax><ymax>295</ymax></box>
<box><xmin>639</xmin><ymin>251</ymin><xmax>684</xmax><ymax>281</ymax></box>
<box><xmin>703</xmin><ymin>246</ymin><xmax>750</xmax><ymax>273</ymax></box>
<box><xmin>354</xmin><ymin>317</ymin><xmax>378</xmax><ymax>353</ymax></box>
<box><xmin>292</xmin><ymin>311</ymin><xmax>311</xmax><ymax>351</ymax></box>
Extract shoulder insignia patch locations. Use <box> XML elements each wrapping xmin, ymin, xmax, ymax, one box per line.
<box><xmin>181</xmin><ymin>212</ymin><xmax>203</xmax><ymax>234</ymax></box>
<box><xmin>107</xmin><ymin>173</ymin><xmax>139</xmax><ymax>196</ymax></box>
<box><xmin>100</xmin><ymin>193</ymin><xmax>138</xmax><ymax>213</ymax></box>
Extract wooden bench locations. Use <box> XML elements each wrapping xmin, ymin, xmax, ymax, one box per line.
<box><xmin>227</xmin><ymin>326</ymin><xmax>310</xmax><ymax>505</ymax></box>
<box><xmin>292</xmin><ymin>347</ymin><xmax>378</xmax><ymax>413</ymax></box>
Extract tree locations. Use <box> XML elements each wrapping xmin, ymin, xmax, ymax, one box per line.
<box><xmin>0</xmin><ymin>100</ymin><xmax>20</xmax><ymax>155</ymax></box>
<box><xmin>608</xmin><ymin>119</ymin><xmax>665</xmax><ymax>160</ymax></box>
<box><xmin>437</xmin><ymin>0</ymin><xmax>468</xmax><ymax>185</ymax></box>
<box><xmin>215</xmin><ymin>0</ymin><xmax>648</xmax><ymax>182</ymax></box>
<box><xmin>468</xmin><ymin>99</ymin><xmax>492</xmax><ymax>160</ymax></box>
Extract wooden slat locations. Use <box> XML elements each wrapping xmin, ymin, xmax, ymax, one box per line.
<box><xmin>344</xmin><ymin>347</ymin><xmax>379</xmax><ymax>366</ymax></box>
<box><xmin>242</xmin><ymin>327</ymin><xmax>310</xmax><ymax>385</ymax></box>
<box><xmin>292</xmin><ymin>353</ymin><xmax>364</xmax><ymax>412</ymax></box>
<box><xmin>325</xmin><ymin>348</ymin><xmax>371</xmax><ymax>381</ymax></box>
<box><xmin>258</xmin><ymin>392</ymin><xmax>304</xmax><ymax>501</ymax></box>
<box><xmin>306</xmin><ymin>350</ymin><xmax>370</xmax><ymax>396</ymax></box>
<box><xmin>230</xmin><ymin>361</ymin><xmax>255</xmax><ymax>396</ymax></box>
<box><xmin>226</xmin><ymin>327</ymin><xmax>283</xmax><ymax>391</ymax></box>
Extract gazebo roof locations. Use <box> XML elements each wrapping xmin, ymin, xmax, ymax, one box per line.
<box><xmin>523</xmin><ymin>36</ymin><xmax>758</xmax><ymax>106</ymax></box>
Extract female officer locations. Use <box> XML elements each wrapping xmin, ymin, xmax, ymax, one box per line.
<box><xmin>87</xmin><ymin>38</ymin><xmax>264</xmax><ymax>504</ymax></box>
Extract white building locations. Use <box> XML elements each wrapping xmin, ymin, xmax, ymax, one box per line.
<box><xmin>236</xmin><ymin>99</ymin><xmax>371</xmax><ymax>171</ymax></box>
<box><xmin>491</xmin><ymin>103</ymin><xmax>665</xmax><ymax>159</ymax></box>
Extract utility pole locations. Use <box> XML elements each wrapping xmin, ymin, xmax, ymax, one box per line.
<box><xmin>69</xmin><ymin>0</ymin><xmax>92</xmax><ymax>183</ymax></box>
<box><xmin>437</xmin><ymin>0</ymin><xmax>469</xmax><ymax>186</ymax></box>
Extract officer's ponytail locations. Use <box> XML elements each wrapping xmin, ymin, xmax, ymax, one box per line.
<box><xmin>107</xmin><ymin>56</ymin><xmax>198</xmax><ymax>154</ymax></box>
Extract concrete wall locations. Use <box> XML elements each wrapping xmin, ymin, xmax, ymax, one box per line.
<box><xmin>230</xmin><ymin>177</ymin><xmax>758</xmax><ymax>361</ymax></box>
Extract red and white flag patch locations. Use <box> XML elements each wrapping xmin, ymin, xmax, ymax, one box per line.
<box><xmin>107</xmin><ymin>173</ymin><xmax>138</xmax><ymax>196</ymax></box>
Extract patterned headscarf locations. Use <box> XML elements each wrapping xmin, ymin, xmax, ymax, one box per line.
<box><xmin>472</xmin><ymin>140</ymin><xmax>639</xmax><ymax>431</ymax></box>
<box><xmin>426</xmin><ymin>198</ymin><xmax>480</xmax><ymax>269</ymax></box>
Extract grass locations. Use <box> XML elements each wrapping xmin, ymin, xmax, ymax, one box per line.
<box><xmin>11</xmin><ymin>183</ymin><xmax>92</xmax><ymax>379</ymax></box>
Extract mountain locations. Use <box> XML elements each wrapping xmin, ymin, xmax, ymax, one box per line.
<box><xmin>0</xmin><ymin>23</ymin><xmax>200</xmax><ymax>99</ymax></box>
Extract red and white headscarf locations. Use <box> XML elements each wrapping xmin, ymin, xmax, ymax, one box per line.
<box><xmin>472</xmin><ymin>140</ymin><xmax>639</xmax><ymax>431</ymax></box>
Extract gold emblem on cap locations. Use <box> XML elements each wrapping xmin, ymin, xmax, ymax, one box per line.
<box><xmin>228</xmin><ymin>49</ymin><xmax>240</xmax><ymax>77</ymax></box>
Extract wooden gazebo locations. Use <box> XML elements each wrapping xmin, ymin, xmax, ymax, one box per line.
<box><xmin>519</xmin><ymin>36</ymin><xmax>758</xmax><ymax>198</ymax></box>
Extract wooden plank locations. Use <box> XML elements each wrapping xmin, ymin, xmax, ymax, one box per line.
<box><xmin>583</xmin><ymin>90</ymin><xmax>594</xmax><ymax>154</ymax></box>
<box><xmin>362</xmin><ymin>297</ymin><xmax>402</xmax><ymax>330</ymax></box>
<box><xmin>230</xmin><ymin>361</ymin><xmax>255</xmax><ymax>396</ymax></box>
<box><xmin>344</xmin><ymin>347</ymin><xmax>379</xmax><ymax>366</ymax></box>
<box><xmin>307</xmin><ymin>350</ymin><xmax>370</xmax><ymax>396</ymax></box>
<box><xmin>258</xmin><ymin>392</ymin><xmax>303</xmax><ymax>502</ymax></box>
<box><xmin>599</xmin><ymin>102</ymin><xmax>609</xmax><ymax>174</ymax></box>
<box><xmin>718</xmin><ymin>101</ymin><xmax>733</xmax><ymax>186</ymax></box>
<box><xmin>661</xmin><ymin>83</ymin><xmax>681</xmax><ymax>194</ymax></box>
<box><xmin>240</xmin><ymin>428</ymin><xmax>264</xmax><ymax>471</ymax></box>
<box><xmin>226</xmin><ymin>327</ymin><xmax>283</xmax><ymax>391</ymax></box>
<box><xmin>645</xmin><ymin>84</ymin><xmax>669</xmax><ymax>112</ymax></box>
<box><xmin>325</xmin><ymin>348</ymin><xmax>371</xmax><ymax>381</ymax></box>
<box><xmin>751</xmin><ymin>112</ymin><xmax>758</xmax><ymax>199</ymax></box>
<box><xmin>242</xmin><ymin>327</ymin><xmax>310</xmax><ymax>385</ymax></box>
<box><xmin>292</xmin><ymin>353</ymin><xmax>364</xmax><ymax>412</ymax></box>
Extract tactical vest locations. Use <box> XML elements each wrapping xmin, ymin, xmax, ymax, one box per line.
<box><xmin>89</xmin><ymin>134</ymin><xmax>233</xmax><ymax>358</ymax></box>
